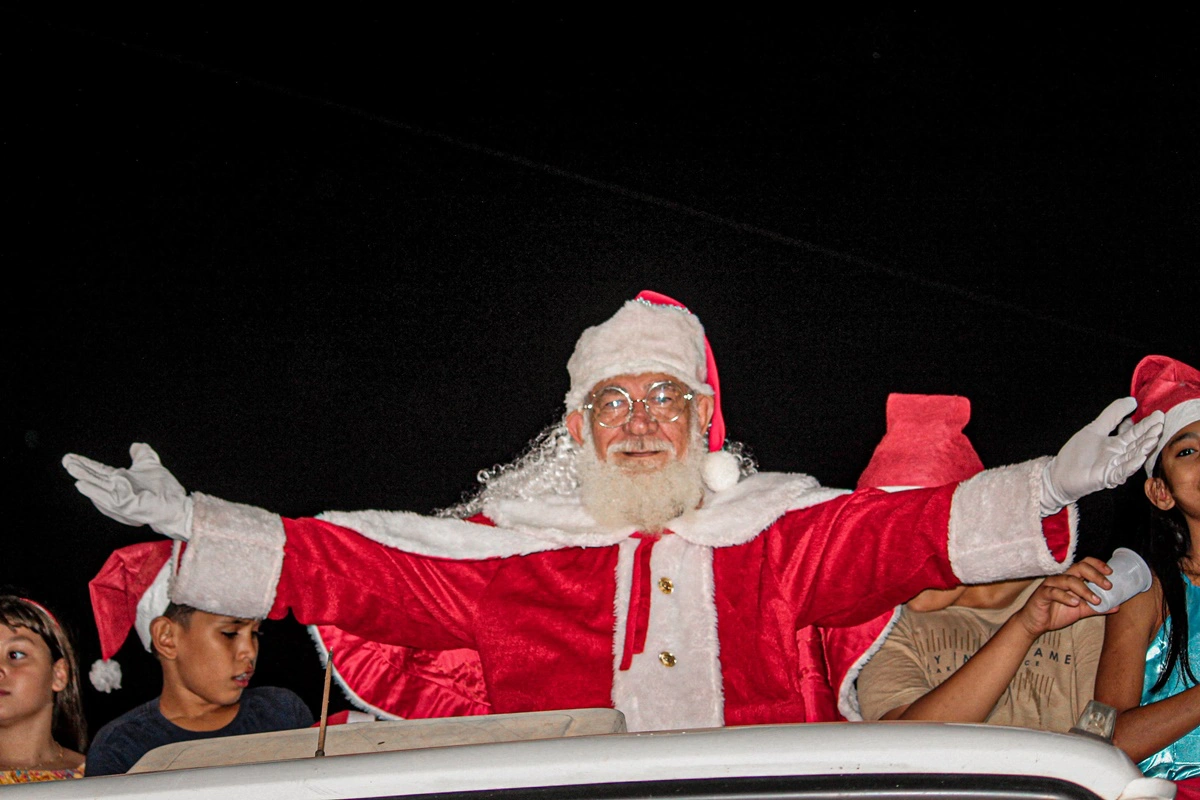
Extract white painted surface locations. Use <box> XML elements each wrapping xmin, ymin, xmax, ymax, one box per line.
<box><xmin>12</xmin><ymin>720</ymin><xmax>1175</xmax><ymax>800</ymax></box>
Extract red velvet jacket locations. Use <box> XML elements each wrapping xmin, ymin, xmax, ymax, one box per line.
<box><xmin>255</xmin><ymin>475</ymin><xmax>1071</xmax><ymax>730</ymax></box>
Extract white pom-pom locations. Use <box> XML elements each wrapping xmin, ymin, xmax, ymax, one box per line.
<box><xmin>703</xmin><ymin>450</ymin><xmax>740</xmax><ymax>492</ymax></box>
<box><xmin>89</xmin><ymin>658</ymin><xmax>122</xmax><ymax>693</ymax></box>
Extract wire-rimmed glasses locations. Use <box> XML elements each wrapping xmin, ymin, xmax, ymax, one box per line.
<box><xmin>583</xmin><ymin>381</ymin><xmax>694</xmax><ymax>428</ymax></box>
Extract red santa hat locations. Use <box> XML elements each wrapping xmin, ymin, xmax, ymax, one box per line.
<box><xmin>86</xmin><ymin>540</ymin><xmax>180</xmax><ymax>692</ymax></box>
<box><xmin>1129</xmin><ymin>355</ymin><xmax>1200</xmax><ymax>477</ymax></box>
<box><xmin>835</xmin><ymin>393</ymin><xmax>985</xmax><ymax>721</ymax></box>
<box><xmin>857</xmin><ymin>393</ymin><xmax>985</xmax><ymax>491</ymax></box>
<box><xmin>566</xmin><ymin>290</ymin><xmax>738</xmax><ymax>491</ymax></box>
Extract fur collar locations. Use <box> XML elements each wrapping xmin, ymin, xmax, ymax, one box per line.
<box><xmin>318</xmin><ymin>472</ymin><xmax>848</xmax><ymax>558</ymax></box>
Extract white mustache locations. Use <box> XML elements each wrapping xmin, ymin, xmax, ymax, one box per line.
<box><xmin>608</xmin><ymin>438</ymin><xmax>675</xmax><ymax>455</ymax></box>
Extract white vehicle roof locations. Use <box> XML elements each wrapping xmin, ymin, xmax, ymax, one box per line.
<box><xmin>11</xmin><ymin>714</ymin><xmax>1174</xmax><ymax>800</ymax></box>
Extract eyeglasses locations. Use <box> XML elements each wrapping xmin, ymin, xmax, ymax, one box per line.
<box><xmin>584</xmin><ymin>381</ymin><xmax>694</xmax><ymax>428</ymax></box>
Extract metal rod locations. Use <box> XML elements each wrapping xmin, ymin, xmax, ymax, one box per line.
<box><xmin>315</xmin><ymin>648</ymin><xmax>334</xmax><ymax>757</ymax></box>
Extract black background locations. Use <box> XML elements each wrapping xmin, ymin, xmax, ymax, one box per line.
<box><xmin>6</xmin><ymin>8</ymin><xmax>1198</xmax><ymax>736</ymax></box>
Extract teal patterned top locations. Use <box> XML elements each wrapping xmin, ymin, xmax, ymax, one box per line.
<box><xmin>1137</xmin><ymin>573</ymin><xmax>1200</xmax><ymax>781</ymax></box>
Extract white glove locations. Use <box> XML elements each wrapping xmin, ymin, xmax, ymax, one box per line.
<box><xmin>62</xmin><ymin>443</ymin><xmax>194</xmax><ymax>540</ymax></box>
<box><xmin>1041</xmin><ymin>397</ymin><xmax>1165</xmax><ymax>516</ymax></box>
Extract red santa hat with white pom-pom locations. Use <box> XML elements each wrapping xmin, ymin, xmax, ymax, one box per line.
<box><xmin>86</xmin><ymin>540</ymin><xmax>180</xmax><ymax>692</ymax></box>
<box><xmin>566</xmin><ymin>290</ymin><xmax>740</xmax><ymax>491</ymax></box>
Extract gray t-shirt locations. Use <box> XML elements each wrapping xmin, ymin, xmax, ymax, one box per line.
<box><xmin>86</xmin><ymin>686</ymin><xmax>314</xmax><ymax>776</ymax></box>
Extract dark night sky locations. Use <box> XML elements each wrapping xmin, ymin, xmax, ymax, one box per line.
<box><xmin>5</xmin><ymin>9</ymin><xmax>1199</xmax><ymax>732</ymax></box>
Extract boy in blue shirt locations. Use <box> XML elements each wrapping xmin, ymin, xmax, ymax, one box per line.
<box><xmin>87</xmin><ymin>545</ymin><xmax>314</xmax><ymax>776</ymax></box>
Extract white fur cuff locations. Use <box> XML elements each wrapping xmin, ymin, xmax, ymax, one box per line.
<box><xmin>172</xmin><ymin>493</ymin><xmax>286</xmax><ymax>619</ymax></box>
<box><xmin>948</xmin><ymin>457</ymin><xmax>1077</xmax><ymax>583</ymax></box>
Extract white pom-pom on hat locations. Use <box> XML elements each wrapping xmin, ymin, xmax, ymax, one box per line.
<box><xmin>89</xmin><ymin>658</ymin><xmax>123</xmax><ymax>693</ymax></box>
<box><xmin>703</xmin><ymin>450</ymin><xmax>740</xmax><ymax>492</ymax></box>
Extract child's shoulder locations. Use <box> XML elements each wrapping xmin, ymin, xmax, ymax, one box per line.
<box><xmin>93</xmin><ymin>697</ymin><xmax>166</xmax><ymax>741</ymax></box>
<box><xmin>242</xmin><ymin>685</ymin><xmax>308</xmax><ymax>708</ymax></box>
<box><xmin>236</xmin><ymin>686</ymin><xmax>315</xmax><ymax>731</ymax></box>
<box><xmin>86</xmin><ymin>698</ymin><xmax>175</xmax><ymax>777</ymax></box>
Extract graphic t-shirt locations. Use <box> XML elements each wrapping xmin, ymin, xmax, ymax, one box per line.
<box><xmin>857</xmin><ymin>580</ymin><xmax>1104</xmax><ymax>732</ymax></box>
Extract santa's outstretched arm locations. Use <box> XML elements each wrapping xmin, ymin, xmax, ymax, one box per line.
<box><xmin>63</xmin><ymin>444</ymin><xmax>488</xmax><ymax>648</ymax></box>
<box><xmin>771</xmin><ymin>397</ymin><xmax>1164</xmax><ymax>629</ymax></box>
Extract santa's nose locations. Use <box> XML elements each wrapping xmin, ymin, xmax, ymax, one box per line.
<box><xmin>625</xmin><ymin>404</ymin><xmax>659</xmax><ymax>434</ymax></box>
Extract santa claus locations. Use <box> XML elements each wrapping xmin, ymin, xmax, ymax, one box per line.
<box><xmin>64</xmin><ymin>291</ymin><xmax>1164</xmax><ymax>732</ymax></box>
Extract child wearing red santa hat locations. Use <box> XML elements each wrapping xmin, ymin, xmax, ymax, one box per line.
<box><xmin>1095</xmin><ymin>355</ymin><xmax>1200</xmax><ymax>794</ymax></box>
<box><xmin>84</xmin><ymin>541</ymin><xmax>314</xmax><ymax>776</ymax></box>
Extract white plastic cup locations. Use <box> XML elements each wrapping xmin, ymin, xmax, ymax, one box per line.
<box><xmin>1086</xmin><ymin>547</ymin><xmax>1153</xmax><ymax>613</ymax></box>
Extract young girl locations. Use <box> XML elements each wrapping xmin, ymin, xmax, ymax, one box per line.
<box><xmin>1096</xmin><ymin>355</ymin><xmax>1199</xmax><ymax>789</ymax></box>
<box><xmin>0</xmin><ymin>595</ymin><xmax>88</xmax><ymax>783</ymax></box>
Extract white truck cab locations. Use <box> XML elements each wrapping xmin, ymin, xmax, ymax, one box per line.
<box><xmin>8</xmin><ymin>709</ymin><xmax>1175</xmax><ymax>800</ymax></box>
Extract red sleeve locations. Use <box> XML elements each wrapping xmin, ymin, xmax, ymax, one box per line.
<box><xmin>269</xmin><ymin>517</ymin><xmax>500</xmax><ymax>651</ymax></box>
<box><xmin>766</xmin><ymin>484</ymin><xmax>1071</xmax><ymax>627</ymax></box>
<box><xmin>766</xmin><ymin>485</ymin><xmax>961</xmax><ymax>627</ymax></box>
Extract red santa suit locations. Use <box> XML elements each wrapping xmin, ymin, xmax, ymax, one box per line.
<box><xmin>71</xmin><ymin>291</ymin><xmax>1099</xmax><ymax>732</ymax></box>
<box><xmin>172</xmin><ymin>461</ymin><xmax>1074</xmax><ymax>731</ymax></box>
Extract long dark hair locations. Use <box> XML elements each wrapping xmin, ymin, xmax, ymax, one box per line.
<box><xmin>1140</xmin><ymin>461</ymin><xmax>1197</xmax><ymax>693</ymax></box>
<box><xmin>0</xmin><ymin>595</ymin><xmax>89</xmax><ymax>751</ymax></box>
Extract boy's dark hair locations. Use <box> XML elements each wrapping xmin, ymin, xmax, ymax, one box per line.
<box><xmin>161</xmin><ymin>602</ymin><xmax>198</xmax><ymax>625</ymax></box>
<box><xmin>0</xmin><ymin>594</ymin><xmax>89</xmax><ymax>751</ymax></box>
<box><xmin>1140</xmin><ymin>461</ymin><xmax>1197</xmax><ymax>692</ymax></box>
<box><xmin>150</xmin><ymin>602</ymin><xmax>199</xmax><ymax>657</ymax></box>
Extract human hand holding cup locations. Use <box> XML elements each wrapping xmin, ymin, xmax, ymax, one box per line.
<box><xmin>1085</xmin><ymin>547</ymin><xmax>1152</xmax><ymax>613</ymax></box>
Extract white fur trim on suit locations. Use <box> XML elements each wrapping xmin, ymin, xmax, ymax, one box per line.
<box><xmin>328</xmin><ymin>473</ymin><xmax>845</xmax><ymax>554</ymax></box>
<box><xmin>947</xmin><ymin>457</ymin><xmax>1078</xmax><ymax>584</ymax></box>
<box><xmin>835</xmin><ymin>606</ymin><xmax>902</xmax><ymax>721</ymax></box>
<box><xmin>610</xmin><ymin>535</ymin><xmax>724</xmax><ymax>731</ymax></box>
<box><xmin>487</xmin><ymin>472</ymin><xmax>848</xmax><ymax>549</ymax></box>
<box><xmin>174</xmin><ymin>461</ymin><xmax>1071</xmax><ymax>622</ymax></box>
<box><xmin>172</xmin><ymin>474</ymin><xmax>842</xmax><ymax>626</ymax></box>
<box><xmin>176</xmin><ymin>473</ymin><xmax>845</xmax><ymax>616</ymax></box>
<box><xmin>565</xmin><ymin>299</ymin><xmax>713</xmax><ymax>410</ymax></box>
<box><xmin>317</xmin><ymin>509</ymin><xmax>564</xmax><ymax>558</ymax></box>
<box><xmin>173</xmin><ymin>493</ymin><xmax>286</xmax><ymax>619</ymax></box>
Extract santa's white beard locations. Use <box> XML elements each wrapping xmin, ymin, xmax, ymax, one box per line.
<box><xmin>577</xmin><ymin>427</ymin><xmax>706</xmax><ymax>532</ymax></box>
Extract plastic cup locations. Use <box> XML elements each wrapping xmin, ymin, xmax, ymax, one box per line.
<box><xmin>1086</xmin><ymin>547</ymin><xmax>1152</xmax><ymax>613</ymax></box>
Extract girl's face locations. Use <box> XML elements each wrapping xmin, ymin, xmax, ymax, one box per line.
<box><xmin>1146</xmin><ymin>419</ymin><xmax>1200</xmax><ymax>527</ymax></box>
<box><xmin>0</xmin><ymin>624</ymin><xmax>67</xmax><ymax>729</ymax></box>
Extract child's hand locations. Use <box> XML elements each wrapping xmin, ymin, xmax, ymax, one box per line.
<box><xmin>1014</xmin><ymin>557</ymin><xmax>1113</xmax><ymax>638</ymax></box>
